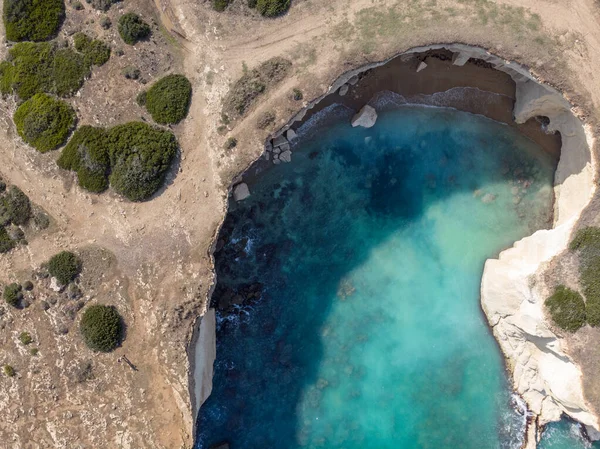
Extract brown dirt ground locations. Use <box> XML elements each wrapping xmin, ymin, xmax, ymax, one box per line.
<box><xmin>2</xmin><ymin>0</ymin><xmax>600</xmax><ymax>447</ymax></box>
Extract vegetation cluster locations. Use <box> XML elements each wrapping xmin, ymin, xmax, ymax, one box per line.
<box><xmin>59</xmin><ymin>122</ymin><xmax>178</xmax><ymax>200</ymax></box>
<box><xmin>14</xmin><ymin>93</ymin><xmax>76</xmax><ymax>152</ymax></box>
<box><xmin>139</xmin><ymin>74</ymin><xmax>192</xmax><ymax>124</ymax></box>
<box><xmin>118</xmin><ymin>12</ymin><xmax>150</xmax><ymax>45</ymax></box>
<box><xmin>0</xmin><ymin>185</ymin><xmax>32</xmax><ymax>253</ymax></box>
<box><xmin>3</xmin><ymin>0</ymin><xmax>65</xmax><ymax>42</ymax></box>
<box><xmin>48</xmin><ymin>251</ymin><xmax>82</xmax><ymax>285</ymax></box>
<box><xmin>80</xmin><ymin>305</ymin><xmax>123</xmax><ymax>352</ymax></box>
<box><xmin>0</xmin><ymin>37</ymin><xmax>110</xmax><ymax>100</ymax></box>
<box><xmin>546</xmin><ymin>227</ymin><xmax>600</xmax><ymax>331</ymax></box>
<box><xmin>213</xmin><ymin>0</ymin><xmax>290</xmax><ymax>16</ymax></box>
<box><xmin>223</xmin><ymin>57</ymin><xmax>291</xmax><ymax>118</ymax></box>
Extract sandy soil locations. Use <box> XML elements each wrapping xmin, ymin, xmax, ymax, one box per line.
<box><xmin>2</xmin><ymin>0</ymin><xmax>600</xmax><ymax>447</ymax></box>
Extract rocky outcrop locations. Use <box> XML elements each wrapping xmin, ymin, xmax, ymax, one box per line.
<box><xmin>192</xmin><ymin>308</ymin><xmax>216</xmax><ymax>419</ymax></box>
<box><xmin>480</xmin><ymin>54</ymin><xmax>598</xmax><ymax>446</ymax></box>
<box><xmin>351</xmin><ymin>105</ymin><xmax>377</xmax><ymax>128</ymax></box>
<box><xmin>233</xmin><ymin>183</ymin><xmax>250</xmax><ymax>201</ymax></box>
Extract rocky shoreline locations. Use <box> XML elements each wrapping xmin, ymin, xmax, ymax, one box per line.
<box><xmin>192</xmin><ymin>44</ymin><xmax>598</xmax><ymax>448</ymax></box>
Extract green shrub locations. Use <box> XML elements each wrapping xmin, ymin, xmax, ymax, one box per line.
<box><xmin>100</xmin><ymin>16</ymin><xmax>111</xmax><ymax>29</ymax></box>
<box><xmin>73</xmin><ymin>33</ymin><xmax>111</xmax><ymax>66</ymax></box>
<box><xmin>224</xmin><ymin>136</ymin><xmax>237</xmax><ymax>150</ymax></box>
<box><xmin>90</xmin><ymin>0</ymin><xmax>118</xmax><ymax>11</ymax></box>
<box><xmin>256</xmin><ymin>110</ymin><xmax>275</xmax><ymax>129</ymax></box>
<box><xmin>48</xmin><ymin>251</ymin><xmax>81</xmax><ymax>285</ymax></box>
<box><xmin>23</xmin><ymin>281</ymin><xmax>33</xmax><ymax>291</ymax></box>
<box><xmin>545</xmin><ymin>285</ymin><xmax>586</xmax><ymax>332</ymax></box>
<box><xmin>248</xmin><ymin>0</ymin><xmax>257</xmax><ymax>7</ymax></box>
<box><xmin>256</xmin><ymin>0</ymin><xmax>290</xmax><ymax>17</ymax></box>
<box><xmin>144</xmin><ymin>74</ymin><xmax>192</xmax><ymax>124</ymax></box>
<box><xmin>2</xmin><ymin>42</ymin><xmax>92</xmax><ymax>98</ymax></box>
<box><xmin>118</xmin><ymin>13</ymin><xmax>150</xmax><ymax>45</ymax></box>
<box><xmin>136</xmin><ymin>90</ymin><xmax>147</xmax><ymax>106</ymax></box>
<box><xmin>53</xmin><ymin>48</ymin><xmax>90</xmax><ymax>97</ymax></box>
<box><xmin>0</xmin><ymin>186</ymin><xmax>31</xmax><ymax>226</ymax></box>
<box><xmin>107</xmin><ymin>122</ymin><xmax>178</xmax><ymax>201</ymax></box>
<box><xmin>19</xmin><ymin>331</ymin><xmax>32</xmax><ymax>345</ymax></box>
<box><xmin>80</xmin><ymin>304</ymin><xmax>123</xmax><ymax>352</ymax></box>
<box><xmin>3</xmin><ymin>364</ymin><xmax>15</xmax><ymax>377</ymax></box>
<box><xmin>570</xmin><ymin>227</ymin><xmax>600</xmax><ymax>252</ymax></box>
<box><xmin>58</xmin><ymin>126</ymin><xmax>110</xmax><ymax>192</ymax></box>
<box><xmin>4</xmin><ymin>283</ymin><xmax>22</xmax><ymax>307</ymax></box>
<box><xmin>213</xmin><ymin>0</ymin><xmax>230</xmax><ymax>11</ymax></box>
<box><xmin>0</xmin><ymin>226</ymin><xmax>16</xmax><ymax>253</ymax></box>
<box><xmin>292</xmin><ymin>87</ymin><xmax>303</xmax><ymax>101</ymax></box>
<box><xmin>14</xmin><ymin>93</ymin><xmax>76</xmax><ymax>152</ymax></box>
<box><xmin>4</xmin><ymin>42</ymin><xmax>55</xmax><ymax>100</ymax></box>
<box><xmin>223</xmin><ymin>57</ymin><xmax>291</xmax><ymax>117</ymax></box>
<box><xmin>72</xmin><ymin>1</ymin><xmax>83</xmax><ymax>10</ymax></box>
<box><xmin>122</xmin><ymin>66</ymin><xmax>140</xmax><ymax>80</ymax></box>
<box><xmin>3</xmin><ymin>0</ymin><xmax>65</xmax><ymax>42</ymax></box>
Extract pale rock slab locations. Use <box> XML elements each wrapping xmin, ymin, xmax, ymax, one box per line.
<box><xmin>351</xmin><ymin>105</ymin><xmax>377</xmax><ymax>128</ymax></box>
<box><xmin>232</xmin><ymin>183</ymin><xmax>250</xmax><ymax>201</ymax></box>
<box><xmin>192</xmin><ymin>309</ymin><xmax>216</xmax><ymax>417</ymax></box>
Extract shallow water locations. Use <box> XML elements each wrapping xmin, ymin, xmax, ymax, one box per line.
<box><xmin>197</xmin><ymin>105</ymin><xmax>558</xmax><ymax>448</ymax></box>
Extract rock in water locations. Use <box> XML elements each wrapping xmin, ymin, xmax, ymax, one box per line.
<box><xmin>416</xmin><ymin>61</ymin><xmax>428</xmax><ymax>72</ymax></box>
<box><xmin>279</xmin><ymin>150</ymin><xmax>292</xmax><ymax>163</ymax></box>
<box><xmin>233</xmin><ymin>183</ymin><xmax>250</xmax><ymax>201</ymax></box>
<box><xmin>339</xmin><ymin>84</ymin><xmax>349</xmax><ymax>96</ymax></box>
<box><xmin>286</xmin><ymin>129</ymin><xmax>297</xmax><ymax>141</ymax></box>
<box><xmin>351</xmin><ymin>105</ymin><xmax>378</xmax><ymax>128</ymax></box>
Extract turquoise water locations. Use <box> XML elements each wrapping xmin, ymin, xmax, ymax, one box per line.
<box><xmin>539</xmin><ymin>420</ymin><xmax>600</xmax><ymax>448</ymax></box>
<box><xmin>197</xmin><ymin>105</ymin><xmax>562</xmax><ymax>448</ymax></box>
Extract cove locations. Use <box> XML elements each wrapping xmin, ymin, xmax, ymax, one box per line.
<box><xmin>196</xmin><ymin>104</ymin><xmax>558</xmax><ymax>448</ymax></box>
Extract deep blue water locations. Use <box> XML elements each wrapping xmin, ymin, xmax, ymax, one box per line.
<box><xmin>195</xmin><ymin>105</ymin><xmax>592</xmax><ymax>449</ymax></box>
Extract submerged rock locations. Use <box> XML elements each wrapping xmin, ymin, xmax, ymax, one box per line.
<box><xmin>339</xmin><ymin>84</ymin><xmax>349</xmax><ymax>96</ymax></box>
<box><xmin>210</xmin><ymin>443</ymin><xmax>229</xmax><ymax>449</ymax></box>
<box><xmin>351</xmin><ymin>105</ymin><xmax>377</xmax><ymax>128</ymax></box>
<box><xmin>233</xmin><ymin>183</ymin><xmax>250</xmax><ymax>201</ymax></box>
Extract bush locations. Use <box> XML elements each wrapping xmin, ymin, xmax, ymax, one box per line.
<box><xmin>80</xmin><ymin>305</ymin><xmax>122</xmax><ymax>352</ymax></box>
<box><xmin>223</xmin><ymin>57</ymin><xmax>291</xmax><ymax>117</ymax></box>
<box><xmin>72</xmin><ymin>1</ymin><xmax>83</xmax><ymax>10</ymax></box>
<box><xmin>292</xmin><ymin>87</ymin><xmax>303</xmax><ymax>101</ymax></box>
<box><xmin>545</xmin><ymin>285</ymin><xmax>586</xmax><ymax>332</ymax></box>
<box><xmin>3</xmin><ymin>0</ymin><xmax>65</xmax><ymax>42</ymax></box>
<box><xmin>3</xmin><ymin>42</ymin><xmax>55</xmax><ymax>100</ymax></box>
<box><xmin>73</xmin><ymin>33</ymin><xmax>111</xmax><ymax>66</ymax></box>
<box><xmin>122</xmin><ymin>65</ymin><xmax>140</xmax><ymax>80</ymax></box>
<box><xmin>53</xmin><ymin>48</ymin><xmax>90</xmax><ymax>97</ymax></box>
<box><xmin>58</xmin><ymin>126</ymin><xmax>110</xmax><ymax>192</ymax></box>
<box><xmin>118</xmin><ymin>13</ymin><xmax>150</xmax><ymax>45</ymax></box>
<box><xmin>3</xmin><ymin>364</ymin><xmax>15</xmax><ymax>377</ymax></box>
<box><xmin>19</xmin><ymin>331</ymin><xmax>32</xmax><ymax>345</ymax></box>
<box><xmin>90</xmin><ymin>0</ymin><xmax>118</xmax><ymax>11</ymax></box>
<box><xmin>4</xmin><ymin>283</ymin><xmax>22</xmax><ymax>307</ymax></box>
<box><xmin>23</xmin><ymin>281</ymin><xmax>33</xmax><ymax>291</ymax></box>
<box><xmin>107</xmin><ymin>122</ymin><xmax>178</xmax><ymax>201</ymax></box>
<box><xmin>224</xmin><ymin>137</ymin><xmax>237</xmax><ymax>150</ymax></box>
<box><xmin>0</xmin><ymin>186</ymin><xmax>31</xmax><ymax>226</ymax></box>
<box><xmin>14</xmin><ymin>93</ymin><xmax>76</xmax><ymax>152</ymax></box>
<box><xmin>213</xmin><ymin>0</ymin><xmax>230</xmax><ymax>11</ymax></box>
<box><xmin>100</xmin><ymin>16</ymin><xmax>111</xmax><ymax>29</ymax></box>
<box><xmin>0</xmin><ymin>226</ymin><xmax>16</xmax><ymax>253</ymax></box>
<box><xmin>136</xmin><ymin>90</ymin><xmax>147</xmax><ymax>106</ymax></box>
<box><xmin>248</xmin><ymin>0</ymin><xmax>257</xmax><ymax>7</ymax></box>
<box><xmin>256</xmin><ymin>110</ymin><xmax>275</xmax><ymax>129</ymax></box>
<box><xmin>569</xmin><ymin>227</ymin><xmax>600</xmax><ymax>252</ymax></box>
<box><xmin>48</xmin><ymin>251</ymin><xmax>81</xmax><ymax>285</ymax></box>
<box><xmin>144</xmin><ymin>74</ymin><xmax>192</xmax><ymax>124</ymax></box>
<box><xmin>256</xmin><ymin>0</ymin><xmax>290</xmax><ymax>17</ymax></box>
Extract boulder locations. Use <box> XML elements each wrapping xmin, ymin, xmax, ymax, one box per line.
<box><xmin>273</xmin><ymin>134</ymin><xmax>288</xmax><ymax>148</ymax></box>
<box><xmin>452</xmin><ymin>52</ymin><xmax>470</xmax><ymax>66</ymax></box>
<box><xmin>279</xmin><ymin>142</ymin><xmax>291</xmax><ymax>152</ymax></box>
<box><xmin>210</xmin><ymin>442</ymin><xmax>229</xmax><ymax>449</ymax></box>
<box><xmin>339</xmin><ymin>84</ymin><xmax>349</xmax><ymax>96</ymax></box>
<box><xmin>233</xmin><ymin>183</ymin><xmax>250</xmax><ymax>201</ymax></box>
<box><xmin>286</xmin><ymin>129</ymin><xmax>297</xmax><ymax>141</ymax></box>
<box><xmin>351</xmin><ymin>105</ymin><xmax>377</xmax><ymax>128</ymax></box>
<box><xmin>416</xmin><ymin>61</ymin><xmax>428</xmax><ymax>72</ymax></box>
<box><xmin>279</xmin><ymin>150</ymin><xmax>292</xmax><ymax>163</ymax></box>
<box><xmin>347</xmin><ymin>75</ymin><xmax>359</xmax><ymax>85</ymax></box>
